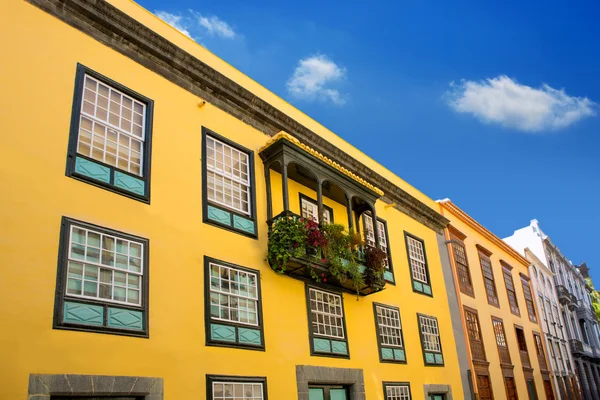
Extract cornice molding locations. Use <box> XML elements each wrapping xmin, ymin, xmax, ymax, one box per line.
<box><xmin>25</xmin><ymin>0</ymin><xmax>448</xmax><ymax>233</ymax></box>
<box><xmin>438</xmin><ymin>200</ymin><xmax>530</xmax><ymax>268</ymax></box>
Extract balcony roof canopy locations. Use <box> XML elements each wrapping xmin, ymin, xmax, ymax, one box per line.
<box><xmin>259</xmin><ymin>132</ymin><xmax>384</xmax><ymax>206</ymax></box>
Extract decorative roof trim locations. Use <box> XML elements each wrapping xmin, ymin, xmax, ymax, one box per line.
<box><xmin>26</xmin><ymin>0</ymin><xmax>448</xmax><ymax>232</ymax></box>
<box><xmin>438</xmin><ymin>200</ymin><xmax>530</xmax><ymax>268</ymax></box>
<box><xmin>260</xmin><ymin>132</ymin><xmax>385</xmax><ymax>196</ymax></box>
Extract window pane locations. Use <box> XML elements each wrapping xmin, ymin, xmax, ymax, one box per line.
<box><xmin>77</xmin><ymin>75</ymin><xmax>146</xmax><ymax>176</ymax></box>
<box><xmin>205</xmin><ymin>136</ymin><xmax>251</xmax><ymax>216</ymax></box>
<box><xmin>309</xmin><ymin>288</ymin><xmax>345</xmax><ymax>339</ymax></box>
<box><xmin>65</xmin><ymin>224</ymin><xmax>144</xmax><ymax>306</ymax></box>
<box><xmin>208</xmin><ymin>262</ymin><xmax>259</xmax><ymax>326</ymax></box>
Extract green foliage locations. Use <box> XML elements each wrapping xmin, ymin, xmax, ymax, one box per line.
<box><xmin>267</xmin><ymin>216</ymin><xmax>308</xmax><ymax>273</ymax></box>
<box><xmin>364</xmin><ymin>245</ymin><xmax>387</xmax><ymax>287</ymax></box>
<box><xmin>267</xmin><ymin>216</ymin><xmax>385</xmax><ymax>296</ymax></box>
<box><xmin>585</xmin><ymin>277</ymin><xmax>600</xmax><ymax>320</ymax></box>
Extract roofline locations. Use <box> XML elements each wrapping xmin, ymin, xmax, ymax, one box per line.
<box><xmin>438</xmin><ymin>199</ymin><xmax>530</xmax><ymax>268</ymax></box>
<box><xmin>27</xmin><ymin>0</ymin><xmax>450</xmax><ymax>233</ymax></box>
<box><xmin>524</xmin><ymin>248</ymin><xmax>554</xmax><ymax>277</ymax></box>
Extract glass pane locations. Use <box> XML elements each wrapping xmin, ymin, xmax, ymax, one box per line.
<box><xmin>308</xmin><ymin>388</ymin><xmax>325</xmax><ymax>400</ymax></box>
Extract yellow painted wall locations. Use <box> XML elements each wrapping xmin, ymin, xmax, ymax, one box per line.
<box><xmin>0</xmin><ymin>1</ymin><xmax>464</xmax><ymax>399</ymax></box>
<box><xmin>440</xmin><ymin>205</ymin><xmax>547</xmax><ymax>400</ymax></box>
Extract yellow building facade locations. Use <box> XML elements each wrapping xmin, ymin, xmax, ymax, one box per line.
<box><xmin>439</xmin><ymin>200</ymin><xmax>553</xmax><ymax>400</ymax></box>
<box><xmin>0</xmin><ymin>1</ymin><xmax>469</xmax><ymax>399</ymax></box>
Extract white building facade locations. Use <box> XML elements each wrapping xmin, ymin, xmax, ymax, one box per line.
<box><xmin>505</xmin><ymin>219</ymin><xmax>600</xmax><ymax>400</ymax></box>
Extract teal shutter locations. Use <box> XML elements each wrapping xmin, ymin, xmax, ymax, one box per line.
<box><xmin>330</xmin><ymin>388</ymin><xmax>347</xmax><ymax>400</ymax></box>
<box><xmin>308</xmin><ymin>388</ymin><xmax>325</xmax><ymax>400</ymax></box>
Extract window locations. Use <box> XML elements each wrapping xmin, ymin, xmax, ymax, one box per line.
<box><xmin>202</xmin><ymin>128</ymin><xmax>257</xmax><ymax>237</ymax></box>
<box><xmin>526</xmin><ymin>379</ymin><xmax>538</xmax><ymax>400</ymax></box>
<box><xmin>521</xmin><ymin>276</ymin><xmax>538</xmax><ymax>323</ymax></box>
<box><xmin>502</xmin><ymin>264</ymin><xmax>520</xmax><ymax>316</ymax></box>
<box><xmin>306</xmin><ymin>286</ymin><xmax>349</xmax><ymax>357</ymax></box>
<box><xmin>204</xmin><ymin>257</ymin><xmax>264</xmax><ymax>349</ymax></box>
<box><xmin>364</xmin><ymin>214</ymin><xmax>394</xmax><ymax>283</ymax></box>
<box><xmin>207</xmin><ymin>375</ymin><xmax>267</xmax><ymax>400</ymax></box>
<box><xmin>464</xmin><ymin>307</ymin><xmax>486</xmax><ymax>361</ymax></box>
<box><xmin>478</xmin><ymin>247</ymin><xmax>499</xmax><ymax>306</ymax></box>
<box><xmin>493</xmin><ymin>317</ymin><xmax>511</xmax><ymax>365</ymax></box>
<box><xmin>53</xmin><ymin>217</ymin><xmax>148</xmax><ymax>337</ymax></box>
<box><xmin>405</xmin><ymin>233</ymin><xmax>432</xmax><ymax>296</ymax></box>
<box><xmin>309</xmin><ymin>386</ymin><xmax>348</xmax><ymax>400</ymax></box>
<box><xmin>67</xmin><ymin>64</ymin><xmax>153</xmax><ymax>202</ymax></box>
<box><xmin>374</xmin><ymin>304</ymin><xmax>406</xmax><ymax>363</ymax></box>
<box><xmin>418</xmin><ymin>314</ymin><xmax>444</xmax><ymax>365</ymax></box>
<box><xmin>533</xmin><ymin>332</ymin><xmax>547</xmax><ymax>371</ymax></box>
<box><xmin>383</xmin><ymin>382</ymin><xmax>411</xmax><ymax>400</ymax></box>
<box><xmin>448</xmin><ymin>228</ymin><xmax>473</xmax><ymax>296</ymax></box>
<box><xmin>515</xmin><ymin>326</ymin><xmax>531</xmax><ymax>368</ymax></box>
<box><xmin>300</xmin><ymin>194</ymin><xmax>332</xmax><ymax>224</ymax></box>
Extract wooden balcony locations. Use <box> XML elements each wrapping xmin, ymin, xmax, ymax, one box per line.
<box><xmin>537</xmin><ymin>354</ymin><xmax>548</xmax><ymax>372</ymax></box>
<box><xmin>470</xmin><ymin>340</ymin><xmax>487</xmax><ymax>362</ymax></box>
<box><xmin>267</xmin><ymin>211</ymin><xmax>386</xmax><ymax>296</ymax></box>
<box><xmin>498</xmin><ymin>346</ymin><xmax>512</xmax><ymax>365</ymax></box>
<box><xmin>520</xmin><ymin>351</ymin><xmax>531</xmax><ymax>369</ymax></box>
<box><xmin>260</xmin><ymin>134</ymin><xmax>388</xmax><ymax>297</ymax></box>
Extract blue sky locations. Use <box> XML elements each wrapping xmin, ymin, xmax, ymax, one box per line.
<box><xmin>142</xmin><ymin>0</ymin><xmax>600</xmax><ymax>282</ymax></box>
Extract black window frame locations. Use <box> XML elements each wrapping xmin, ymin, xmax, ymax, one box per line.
<box><xmin>373</xmin><ymin>303</ymin><xmax>407</xmax><ymax>364</ymax></box>
<box><xmin>204</xmin><ymin>256</ymin><xmax>265</xmax><ymax>351</ymax></box>
<box><xmin>53</xmin><ymin>216</ymin><xmax>150</xmax><ymax>338</ymax></box>
<box><xmin>299</xmin><ymin>193</ymin><xmax>334</xmax><ymax>223</ymax></box>
<box><xmin>417</xmin><ymin>313</ymin><xmax>445</xmax><ymax>366</ymax></box>
<box><xmin>201</xmin><ymin>127</ymin><xmax>258</xmax><ymax>238</ymax></box>
<box><xmin>362</xmin><ymin>213</ymin><xmax>395</xmax><ymax>284</ymax></box>
<box><xmin>305</xmin><ymin>284</ymin><xmax>350</xmax><ymax>359</ymax></box>
<box><xmin>382</xmin><ymin>381</ymin><xmax>412</xmax><ymax>400</ymax></box>
<box><xmin>405</xmin><ymin>232</ymin><xmax>433</xmax><ymax>297</ymax></box>
<box><xmin>206</xmin><ymin>375</ymin><xmax>268</xmax><ymax>400</ymax></box>
<box><xmin>66</xmin><ymin>63</ymin><xmax>154</xmax><ymax>203</ymax></box>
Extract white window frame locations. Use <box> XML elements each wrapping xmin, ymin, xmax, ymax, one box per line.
<box><xmin>419</xmin><ymin>315</ymin><xmax>442</xmax><ymax>353</ymax></box>
<box><xmin>308</xmin><ymin>288</ymin><xmax>345</xmax><ymax>340</ymax></box>
<box><xmin>206</xmin><ymin>135</ymin><xmax>252</xmax><ymax>216</ymax></box>
<box><xmin>301</xmin><ymin>197</ymin><xmax>331</xmax><ymax>224</ymax></box>
<box><xmin>66</xmin><ymin>224</ymin><xmax>143</xmax><ymax>307</ymax></box>
<box><xmin>376</xmin><ymin>305</ymin><xmax>404</xmax><ymax>348</ymax></box>
<box><xmin>407</xmin><ymin>236</ymin><xmax>428</xmax><ymax>284</ymax></box>
<box><xmin>385</xmin><ymin>385</ymin><xmax>411</xmax><ymax>400</ymax></box>
<box><xmin>364</xmin><ymin>213</ymin><xmax>390</xmax><ymax>269</ymax></box>
<box><xmin>211</xmin><ymin>381</ymin><xmax>264</xmax><ymax>400</ymax></box>
<box><xmin>78</xmin><ymin>74</ymin><xmax>146</xmax><ymax>176</ymax></box>
<box><xmin>208</xmin><ymin>262</ymin><xmax>259</xmax><ymax>327</ymax></box>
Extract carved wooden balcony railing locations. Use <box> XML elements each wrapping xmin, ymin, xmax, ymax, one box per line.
<box><xmin>498</xmin><ymin>347</ymin><xmax>512</xmax><ymax>365</ymax></box>
<box><xmin>267</xmin><ymin>211</ymin><xmax>385</xmax><ymax>296</ymax></box>
<box><xmin>470</xmin><ymin>340</ymin><xmax>487</xmax><ymax>362</ymax></box>
<box><xmin>520</xmin><ymin>351</ymin><xmax>531</xmax><ymax>369</ymax></box>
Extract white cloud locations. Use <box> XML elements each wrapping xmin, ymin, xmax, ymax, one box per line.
<box><xmin>191</xmin><ymin>12</ymin><xmax>236</xmax><ymax>39</ymax></box>
<box><xmin>155</xmin><ymin>11</ymin><xmax>191</xmax><ymax>38</ymax></box>
<box><xmin>154</xmin><ymin>10</ymin><xmax>236</xmax><ymax>42</ymax></box>
<box><xmin>446</xmin><ymin>75</ymin><xmax>596</xmax><ymax>132</ymax></box>
<box><xmin>287</xmin><ymin>55</ymin><xmax>347</xmax><ymax>105</ymax></box>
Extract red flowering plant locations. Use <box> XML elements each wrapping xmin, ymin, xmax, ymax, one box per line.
<box><xmin>304</xmin><ymin>218</ymin><xmax>328</xmax><ymax>257</ymax></box>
